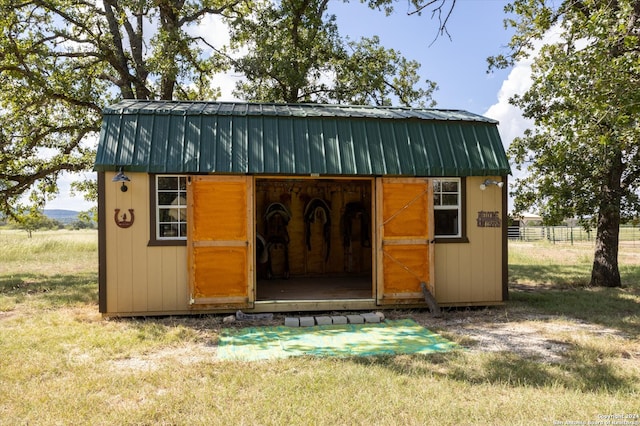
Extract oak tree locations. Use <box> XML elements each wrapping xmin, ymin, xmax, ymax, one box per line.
<box><xmin>0</xmin><ymin>0</ymin><xmax>247</xmax><ymax>217</ymax></box>
<box><xmin>493</xmin><ymin>0</ymin><xmax>640</xmax><ymax>287</ymax></box>
<box><xmin>227</xmin><ymin>0</ymin><xmax>437</xmax><ymax>106</ymax></box>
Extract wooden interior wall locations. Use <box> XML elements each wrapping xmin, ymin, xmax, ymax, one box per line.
<box><xmin>255</xmin><ymin>178</ymin><xmax>373</xmax><ymax>279</ymax></box>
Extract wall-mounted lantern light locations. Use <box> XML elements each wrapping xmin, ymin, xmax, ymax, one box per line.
<box><xmin>112</xmin><ymin>167</ymin><xmax>130</xmax><ymax>192</ymax></box>
<box><xmin>480</xmin><ymin>179</ymin><xmax>504</xmax><ymax>191</ymax></box>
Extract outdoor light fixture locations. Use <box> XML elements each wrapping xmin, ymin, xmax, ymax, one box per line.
<box><xmin>479</xmin><ymin>179</ymin><xmax>504</xmax><ymax>191</ymax></box>
<box><xmin>112</xmin><ymin>167</ymin><xmax>130</xmax><ymax>192</ymax></box>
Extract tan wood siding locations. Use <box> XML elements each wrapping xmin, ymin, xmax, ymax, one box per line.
<box><xmin>104</xmin><ymin>172</ymin><xmax>188</xmax><ymax>315</ymax></box>
<box><xmin>435</xmin><ymin>176</ymin><xmax>503</xmax><ymax>304</ymax></box>
<box><xmin>102</xmin><ymin>173</ymin><xmax>504</xmax><ymax>316</ymax></box>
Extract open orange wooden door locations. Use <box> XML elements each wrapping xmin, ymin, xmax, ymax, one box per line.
<box><xmin>187</xmin><ymin>176</ymin><xmax>254</xmax><ymax>308</ymax></box>
<box><xmin>376</xmin><ymin>178</ymin><xmax>434</xmax><ymax>305</ymax></box>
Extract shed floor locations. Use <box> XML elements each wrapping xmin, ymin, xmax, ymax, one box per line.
<box><xmin>256</xmin><ymin>275</ymin><xmax>372</xmax><ymax>300</ymax></box>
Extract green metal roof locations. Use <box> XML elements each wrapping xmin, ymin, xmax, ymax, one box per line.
<box><xmin>94</xmin><ymin>100</ymin><xmax>510</xmax><ymax>176</ymax></box>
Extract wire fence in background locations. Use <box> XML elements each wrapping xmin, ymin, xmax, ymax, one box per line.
<box><xmin>508</xmin><ymin>225</ymin><xmax>640</xmax><ymax>246</ymax></box>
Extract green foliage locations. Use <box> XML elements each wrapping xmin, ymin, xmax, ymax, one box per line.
<box><xmin>495</xmin><ymin>0</ymin><xmax>640</xmax><ymax>286</ymax></box>
<box><xmin>228</xmin><ymin>0</ymin><xmax>436</xmax><ymax>106</ymax></box>
<box><xmin>503</xmin><ymin>0</ymin><xmax>640</xmax><ymax>221</ymax></box>
<box><xmin>334</xmin><ymin>36</ymin><xmax>437</xmax><ymax>107</ymax></box>
<box><xmin>12</xmin><ymin>209</ymin><xmax>63</xmax><ymax>237</ymax></box>
<box><xmin>0</xmin><ymin>0</ymin><xmax>249</xmax><ymax>218</ymax></box>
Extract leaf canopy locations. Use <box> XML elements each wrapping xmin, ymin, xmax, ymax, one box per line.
<box><xmin>499</xmin><ymin>0</ymin><xmax>640</xmax><ymax>225</ymax></box>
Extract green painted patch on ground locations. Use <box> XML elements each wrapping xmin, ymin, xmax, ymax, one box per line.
<box><xmin>217</xmin><ymin>318</ymin><xmax>459</xmax><ymax>361</ymax></box>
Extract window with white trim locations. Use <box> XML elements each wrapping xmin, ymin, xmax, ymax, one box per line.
<box><xmin>156</xmin><ymin>175</ymin><xmax>187</xmax><ymax>239</ymax></box>
<box><xmin>433</xmin><ymin>178</ymin><xmax>461</xmax><ymax>238</ymax></box>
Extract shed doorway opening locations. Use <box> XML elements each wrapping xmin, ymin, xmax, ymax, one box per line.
<box><xmin>255</xmin><ymin>178</ymin><xmax>373</xmax><ymax>301</ymax></box>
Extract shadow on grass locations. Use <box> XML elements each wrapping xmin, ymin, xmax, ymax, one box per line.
<box><xmin>0</xmin><ymin>272</ymin><xmax>98</xmax><ymax>307</ymax></box>
<box><xmin>451</xmin><ymin>350</ymin><xmax>636</xmax><ymax>393</ymax></box>
<box><xmin>509</xmin><ymin>260</ymin><xmax>640</xmax><ymax>337</ymax></box>
<box><xmin>510</xmin><ymin>264</ymin><xmax>592</xmax><ymax>287</ymax></box>
<box><xmin>348</xmin><ymin>345</ymin><xmax>638</xmax><ymax>394</ymax></box>
<box><xmin>508</xmin><ymin>288</ymin><xmax>640</xmax><ymax>337</ymax></box>
<box><xmin>511</xmin><ymin>261</ymin><xmax>640</xmax><ymax>288</ymax></box>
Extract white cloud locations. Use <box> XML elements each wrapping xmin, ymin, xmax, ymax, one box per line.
<box><xmin>483</xmin><ymin>60</ymin><xmax>533</xmax><ymax>213</ymax></box>
<box><xmin>484</xmin><ymin>24</ymin><xmax>564</xmax><ymax>150</ymax></box>
<box><xmin>189</xmin><ymin>14</ymin><xmax>230</xmax><ymax>50</ymax></box>
<box><xmin>211</xmin><ymin>72</ymin><xmax>244</xmax><ymax>101</ymax></box>
<box><xmin>188</xmin><ymin>14</ymin><xmax>244</xmax><ymax>101</ymax></box>
<box><xmin>44</xmin><ymin>171</ymin><xmax>96</xmax><ymax>212</ymax></box>
<box><xmin>482</xmin><ymin>25</ymin><xmax>566</xmax><ymax>213</ymax></box>
<box><xmin>484</xmin><ymin>58</ymin><xmax>534</xmax><ymax>151</ymax></box>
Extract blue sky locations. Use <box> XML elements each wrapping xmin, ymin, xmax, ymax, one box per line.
<box><xmin>330</xmin><ymin>0</ymin><xmax>515</xmax><ymax>113</ymax></box>
<box><xmin>48</xmin><ymin>0</ymin><xmax>530</xmax><ymax>211</ymax></box>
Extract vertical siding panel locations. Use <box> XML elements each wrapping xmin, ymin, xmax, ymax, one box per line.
<box><xmin>162</xmin><ymin>247</ymin><xmax>179</xmax><ymax>311</ymax></box>
<box><xmin>131</xmin><ymin>176</ymin><xmax>149</xmax><ymax>312</ymax></box>
<box><xmin>438</xmin><ymin>246</ymin><xmax>459</xmax><ymax>303</ymax></box>
<box><xmin>105</xmin><ymin>172</ymin><xmax>119</xmax><ymax>313</ymax></box>
<box><xmin>114</xmin><ymin>181</ymin><xmax>134</xmax><ymax>313</ymax></box>
<box><xmin>433</xmin><ymin>246</ymin><xmax>446</xmax><ymax>301</ymax></box>
<box><xmin>175</xmin><ymin>247</ymin><xmax>189</xmax><ymax>309</ymax></box>
<box><xmin>147</xmin><ymin>251</ymin><xmax>164</xmax><ymax>311</ymax></box>
<box><xmin>458</xmin><ymin>242</ymin><xmax>474</xmax><ymax>301</ymax></box>
<box><xmin>375</xmin><ymin>178</ymin><xmax>384</xmax><ymax>302</ymax></box>
<box><xmin>467</xmin><ymin>178</ymin><xmax>485</xmax><ymax>301</ymax></box>
<box><xmin>483</xmin><ymin>180</ymin><xmax>502</xmax><ymax>302</ymax></box>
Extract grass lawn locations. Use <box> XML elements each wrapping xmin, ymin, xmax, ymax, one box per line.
<box><xmin>0</xmin><ymin>230</ymin><xmax>638</xmax><ymax>425</ymax></box>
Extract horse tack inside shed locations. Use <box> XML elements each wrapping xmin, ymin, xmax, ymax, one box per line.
<box><xmin>94</xmin><ymin>100</ymin><xmax>511</xmax><ymax>317</ymax></box>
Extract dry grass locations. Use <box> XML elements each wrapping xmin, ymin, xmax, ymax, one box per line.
<box><xmin>0</xmin><ymin>231</ymin><xmax>639</xmax><ymax>425</ymax></box>
<box><xmin>0</xmin><ymin>229</ymin><xmax>97</xmax><ymax>274</ymax></box>
<box><xmin>509</xmin><ymin>240</ymin><xmax>640</xmax><ymax>289</ymax></box>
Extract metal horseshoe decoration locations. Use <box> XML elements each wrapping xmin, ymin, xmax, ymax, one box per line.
<box><xmin>114</xmin><ymin>208</ymin><xmax>135</xmax><ymax>228</ymax></box>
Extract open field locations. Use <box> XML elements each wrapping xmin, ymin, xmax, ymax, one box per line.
<box><xmin>0</xmin><ymin>230</ymin><xmax>639</xmax><ymax>425</ymax></box>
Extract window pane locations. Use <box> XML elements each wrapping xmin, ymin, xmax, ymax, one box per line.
<box><xmin>442</xmin><ymin>181</ymin><xmax>459</xmax><ymax>192</ymax></box>
<box><xmin>157</xmin><ymin>177</ymin><xmax>178</xmax><ymax>190</ymax></box>
<box><xmin>434</xmin><ymin>210</ymin><xmax>459</xmax><ymax>236</ymax></box>
<box><xmin>159</xmin><ymin>224</ymin><xmax>178</xmax><ymax>237</ymax></box>
<box><xmin>158</xmin><ymin>192</ymin><xmax>179</xmax><ymax>205</ymax></box>
<box><xmin>155</xmin><ymin>175</ymin><xmax>187</xmax><ymax>241</ymax></box>
<box><xmin>433</xmin><ymin>178</ymin><xmax>462</xmax><ymax>238</ymax></box>
<box><xmin>159</xmin><ymin>208</ymin><xmax>182</xmax><ymax>222</ymax></box>
<box><xmin>442</xmin><ymin>194</ymin><xmax>458</xmax><ymax>206</ymax></box>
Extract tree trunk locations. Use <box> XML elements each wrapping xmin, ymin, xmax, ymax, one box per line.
<box><xmin>590</xmin><ymin>152</ymin><xmax>623</xmax><ymax>288</ymax></box>
<box><xmin>590</xmin><ymin>205</ymin><xmax>621</xmax><ymax>287</ymax></box>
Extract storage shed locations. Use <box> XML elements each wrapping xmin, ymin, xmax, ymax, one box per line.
<box><xmin>95</xmin><ymin>100</ymin><xmax>510</xmax><ymax>317</ymax></box>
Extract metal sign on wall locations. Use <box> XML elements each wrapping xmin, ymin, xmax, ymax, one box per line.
<box><xmin>477</xmin><ymin>211</ymin><xmax>501</xmax><ymax>228</ymax></box>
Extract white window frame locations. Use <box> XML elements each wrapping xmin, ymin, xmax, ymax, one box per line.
<box><xmin>155</xmin><ymin>175</ymin><xmax>188</xmax><ymax>240</ymax></box>
<box><xmin>433</xmin><ymin>178</ymin><xmax>462</xmax><ymax>239</ymax></box>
